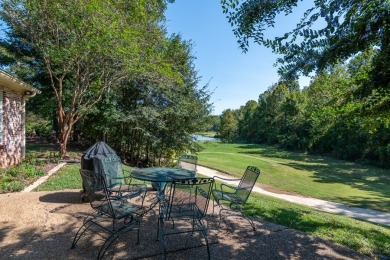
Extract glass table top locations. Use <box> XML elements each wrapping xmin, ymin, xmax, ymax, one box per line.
<box><xmin>131</xmin><ymin>167</ymin><xmax>195</xmax><ymax>182</ymax></box>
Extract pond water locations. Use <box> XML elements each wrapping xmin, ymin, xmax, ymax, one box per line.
<box><xmin>193</xmin><ymin>134</ymin><xmax>220</xmax><ymax>142</ymax></box>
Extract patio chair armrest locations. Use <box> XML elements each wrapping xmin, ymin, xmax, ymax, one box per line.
<box><xmin>220</xmin><ymin>183</ymin><xmax>239</xmax><ymax>192</ymax></box>
<box><xmin>109</xmin><ymin>183</ymin><xmax>147</xmax><ymax>200</ymax></box>
<box><xmin>213</xmin><ymin>176</ymin><xmax>241</xmax><ymax>186</ymax></box>
<box><xmin>212</xmin><ymin>175</ymin><xmax>241</xmax><ymax>182</ymax></box>
<box><xmin>213</xmin><ymin>175</ymin><xmax>240</xmax><ymax>191</ymax></box>
<box><xmin>110</xmin><ymin>176</ymin><xmax>132</xmax><ymax>185</ymax></box>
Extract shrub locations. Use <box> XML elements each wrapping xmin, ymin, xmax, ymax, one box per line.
<box><xmin>0</xmin><ymin>161</ymin><xmax>47</xmax><ymax>193</ymax></box>
<box><xmin>0</xmin><ymin>176</ymin><xmax>24</xmax><ymax>193</ymax></box>
<box><xmin>6</xmin><ymin>167</ymin><xmax>20</xmax><ymax>177</ymax></box>
<box><xmin>1</xmin><ymin>180</ymin><xmax>24</xmax><ymax>192</ymax></box>
<box><xmin>21</xmin><ymin>164</ymin><xmax>45</xmax><ymax>178</ymax></box>
<box><xmin>26</xmin><ymin>112</ymin><xmax>51</xmax><ymax>137</ymax></box>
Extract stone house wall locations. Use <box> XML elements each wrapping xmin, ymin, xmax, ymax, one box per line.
<box><xmin>0</xmin><ymin>87</ymin><xmax>25</xmax><ymax>168</ymax></box>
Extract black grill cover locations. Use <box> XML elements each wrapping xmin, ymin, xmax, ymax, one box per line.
<box><xmin>82</xmin><ymin>141</ymin><xmax>117</xmax><ymax>160</ymax></box>
<box><xmin>81</xmin><ymin>141</ymin><xmax>117</xmax><ymax>169</ymax></box>
<box><xmin>80</xmin><ymin>141</ymin><xmax>119</xmax><ymax>198</ymax></box>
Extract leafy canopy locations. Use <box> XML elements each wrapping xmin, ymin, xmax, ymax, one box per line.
<box><xmin>221</xmin><ymin>0</ymin><xmax>389</xmax><ymax>78</ymax></box>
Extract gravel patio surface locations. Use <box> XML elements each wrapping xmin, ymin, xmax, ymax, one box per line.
<box><xmin>0</xmin><ymin>190</ymin><xmax>371</xmax><ymax>259</ymax></box>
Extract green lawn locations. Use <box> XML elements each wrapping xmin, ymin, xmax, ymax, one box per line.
<box><xmin>34</xmin><ymin>163</ymin><xmax>82</xmax><ymax>191</ymax></box>
<box><xmin>35</xmin><ymin>163</ymin><xmax>144</xmax><ymax>191</ymax></box>
<box><xmin>196</xmin><ymin>142</ymin><xmax>390</xmax><ymax>212</ymax></box>
<box><xmin>245</xmin><ymin>192</ymin><xmax>390</xmax><ymax>258</ymax></box>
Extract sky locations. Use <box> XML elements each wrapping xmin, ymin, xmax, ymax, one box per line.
<box><xmin>165</xmin><ymin>0</ymin><xmax>312</xmax><ymax>115</ymax></box>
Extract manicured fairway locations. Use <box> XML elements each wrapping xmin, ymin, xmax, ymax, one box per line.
<box><xmin>197</xmin><ymin>142</ymin><xmax>390</xmax><ymax>212</ymax></box>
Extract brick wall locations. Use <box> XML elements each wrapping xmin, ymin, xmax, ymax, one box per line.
<box><xmin>0</xmin><ymin>87</ymin><xmax>24</xmax><ymax>168</ymax></box>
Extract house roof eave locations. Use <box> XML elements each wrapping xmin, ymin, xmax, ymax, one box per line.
<box><xmin>0</xmin><ymin>69</ymin><xmax>41</xmax><ymax>97</ymax></box>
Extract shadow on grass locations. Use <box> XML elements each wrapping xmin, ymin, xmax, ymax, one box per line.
<box><xmin>26</xmin><ymin>142</ymin><xmax>86</xmax><ymax>159</ymax></box>
<box><xmin>244</xmin><ymin>201</ymin><xmax>390</xmax><ymax>259</ymax></box>
<box><xmin>236</xmin><ymin>143</ymin><xmax>319</xmax><ymax>162</ymax></box>
<box><xmin>280</xmin><ymin>161</ymin><xmax>390</xmax><ymax>211</ymax></box>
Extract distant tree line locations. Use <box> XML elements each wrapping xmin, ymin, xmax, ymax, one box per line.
<box><xmin>219</xmin><ymin>50</ymin><xmax>389</xmax><ymax>168</ymax></box>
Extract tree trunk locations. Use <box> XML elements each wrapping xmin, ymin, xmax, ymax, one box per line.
<box><xmin>52</xmin><ymin>109</ymin><xmax>59</xmax><ymax>141</ymax></box>
<box><xmin>58</xmin><ymin>114</ymin><xmax>73</xmax><ymax>157</ymax></box>
<box><xmin>59</xmin><ymin>141</ymin><xmax>67</xmax><ymax>157</ymax></box>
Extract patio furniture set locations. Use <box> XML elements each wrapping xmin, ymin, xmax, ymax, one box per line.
<box><xmin>71</xmin><ymin>142</ymin><xmax>260</xmax><ymax>259</ymax></box>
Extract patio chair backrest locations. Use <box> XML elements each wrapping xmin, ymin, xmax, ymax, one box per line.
<box><xmin>236</xmin><ymin>166</ymin><xmax>261</xmax><ymax>204</ymax></box>
<box><xmin>80</xmin><ymin>169</ymin><xmax>115</xmax><ymax>217</ymax></box>
<box><xmin>98</xmin><ymin>156</ymin><xmax>125</xmax><ymax>187</ymax></box>
<box><xmin>176</xmin><ymin>154</ymin><xmax>198</xmax><ymax>173</ymax></box>
<box><xmin>166</xmin><ymin>178</ymin><xmax>214</xmax><ymax>219</ymax></box>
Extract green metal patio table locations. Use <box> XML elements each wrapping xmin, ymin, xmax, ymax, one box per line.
<box><xmin>131</xmin><ymin>167</ymin><xmax>195</xmax><ymax>183</ymax></box>
<box><xmin>131</xmin><ymin>167</ymin><xmax>196</xmax><ymax>240</ymax></box>
<box><xmin>131</xmin><ymin>167</ymin><xmax>195</xmax><ymax>203</ymax></box>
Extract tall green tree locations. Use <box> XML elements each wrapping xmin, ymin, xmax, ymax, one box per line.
<box><xmin>0</xmin><ymin>0</ymin><xmax>172</xmax><ymax>156</ymax></box>
<box><xmin>204</xmin><ymin>115</ymin><xmax>221</xmax><ymax>133</ymax></box>
<box><xmin>219</xmin><ymin>109</ymin><xmax>239</xmax><ymax>142</ymax></box>
<box><xmin>78</xmin><ymin>34</ymin><xmax>212</xmax><ymax>165</ymax></box>
<box><xmin>232</xmin><ymin>52</ymin><xmax>389</xmax><ymax>167</ymax></box>
<box><xmin>237</xmin><ymin>100</ymin><xmax>257</xmax><ymax>140</ymax></box>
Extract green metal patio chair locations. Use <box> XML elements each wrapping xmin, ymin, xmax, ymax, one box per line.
<box><xmin>71</xmin><ymin>169</ymin><xmax>147</xmax><ymax>260</ymax></box>
<box><xmin>212</xmin><ymin>166</ymin><xmax>260</xmax><ymax>231</ymax></box>
<box><xmin>176</xmin><ymin>154</ymin><xmax>198</xmax><ymax>173</ymax></box>
<box><xmin>159</xmin><ymin>177</ymin><xmax>214</xmax><ymax>259</ymax></box>
<box><xmin>98</xmin><ymin>156</ymin><xmax>147</xmax><ymax>199</ymax></box>
<box><xmin>166</xmin><ymin>154</ymin><xmax>199</xmax><ymax>202</ymax></box>
<box><xmin>151</xmin><ymin>154</ymin><xmax>198</xmax><ymax>191</ymax></box>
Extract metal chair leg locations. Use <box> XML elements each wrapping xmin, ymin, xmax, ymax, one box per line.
<box><xmin>218</xmin><ymin>207</ymin><xmax>256</xmax><ymax>231</ymax></box>
<box><xmin>240</xmin><ymin>211</ymin><xmax>256</xmax><ymax>231</ymax></box>
<box><xmin>71</xmin><ymin>217</ymin><xmax>96</xmax><ymax>249</ymax></box>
